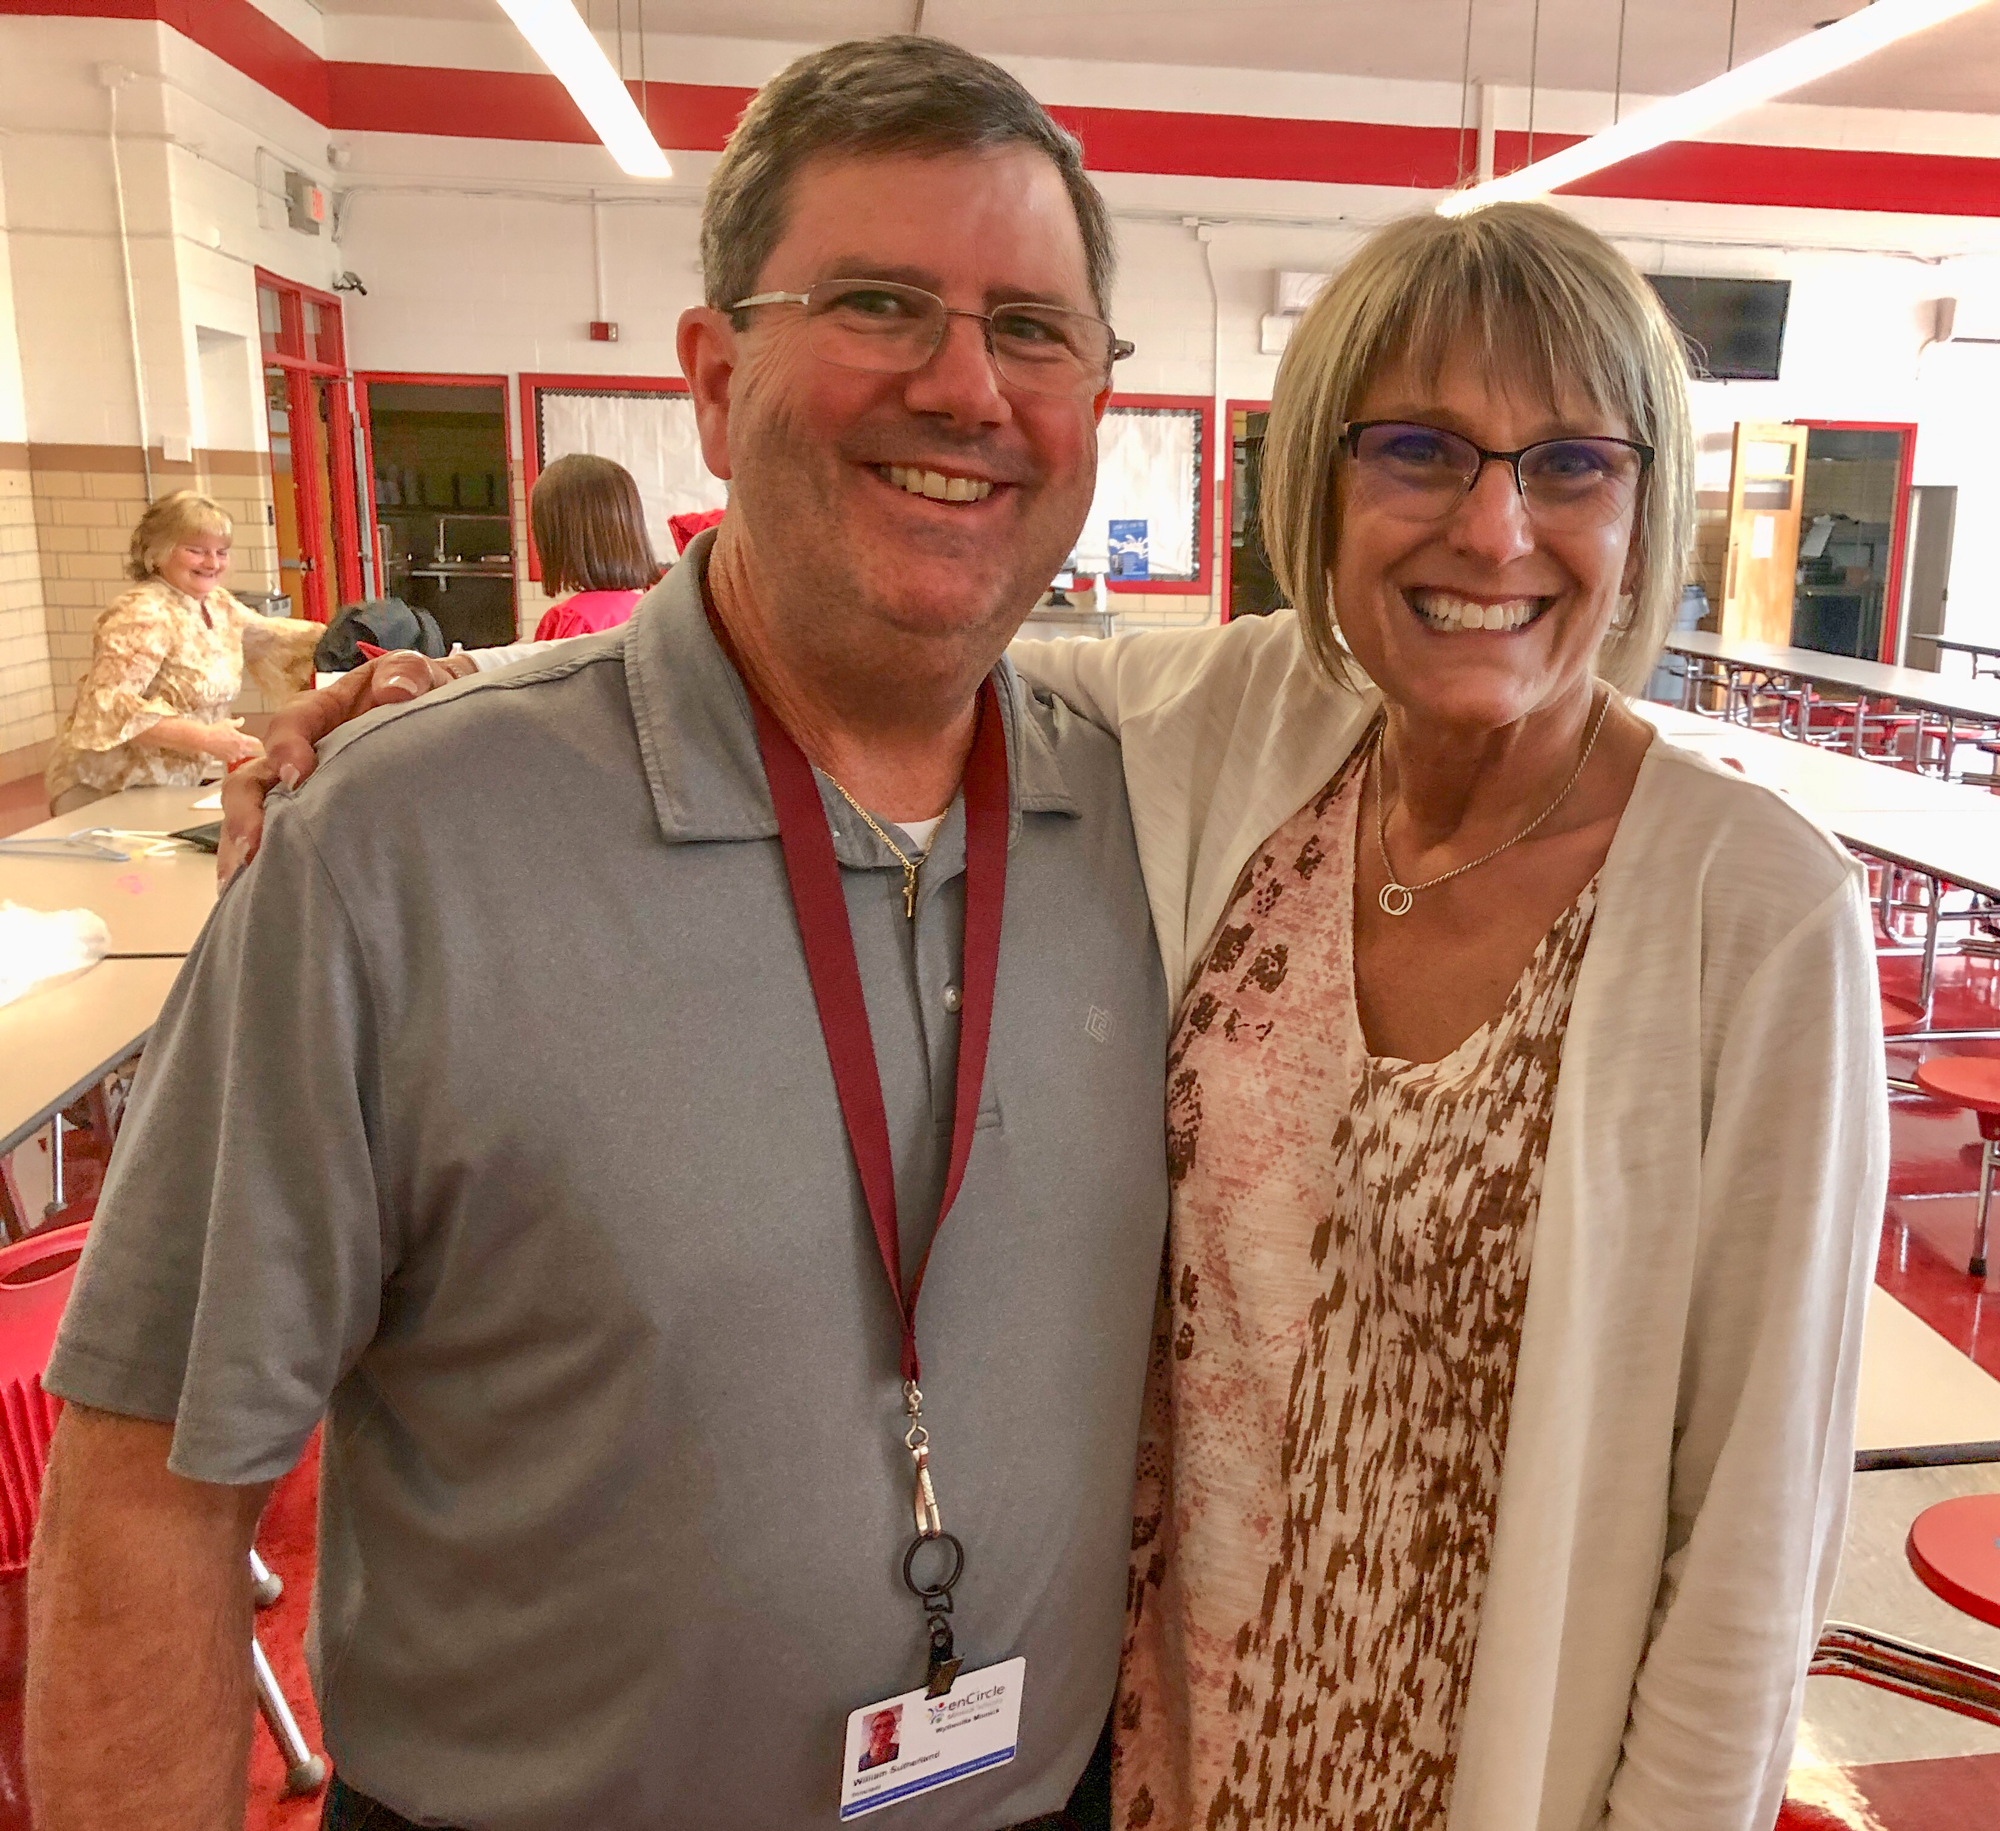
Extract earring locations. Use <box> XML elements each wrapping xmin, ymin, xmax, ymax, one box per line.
<box><xmin>1609</xmin><ymin>593</ymin><xmax>1636</xmax><ymax>633</ymax></box>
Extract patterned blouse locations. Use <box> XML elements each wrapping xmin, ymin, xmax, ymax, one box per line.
<box><xmin>1115</xmin><ymin>747</ymin><xmax>1597</xmax><ymax>1831</ymax></box>
<box><xmin>45</xmin><ymin>579</ymin><xmax>322</xmax><ymax>802</ymax></box>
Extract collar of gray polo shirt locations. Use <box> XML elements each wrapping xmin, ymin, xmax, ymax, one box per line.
<box><xmin>745</xmin><ymin>667</ymin><xmax>1008</xmax><ymax>1700</ymax></box>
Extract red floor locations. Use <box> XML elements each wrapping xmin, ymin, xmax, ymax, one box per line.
<box><xmin>1880</xmin><ymin>949</ymin><xmax>2000</xmax><ymax>1383</ymax></box>
<box><xmin>1781</xmin><ymin>1753</ymin><xmax>2000</xmax><ymax>1829</ymax></box>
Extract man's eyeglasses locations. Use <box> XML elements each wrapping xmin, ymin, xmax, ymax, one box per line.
<box><xmin>1340</xmin><ymin>420</ymin><xmax>1654</xmax><ymax>532</ymax></box>
<box><xmin>729</xmin><ymin>279</ymin><xmax>1135</xmax><ymax>399</ymax></box>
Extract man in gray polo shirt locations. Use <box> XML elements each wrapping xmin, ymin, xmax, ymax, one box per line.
<box><xmin>27</xmin><ymin>39</ymin><xmax>1167</xmax><ymax>1831</ymax></box>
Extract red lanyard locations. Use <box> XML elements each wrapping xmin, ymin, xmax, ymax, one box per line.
<box><xmin>746</xmin><ymin>676</ymin><xmax>1009</xmax><ymax>1387</ymax></box>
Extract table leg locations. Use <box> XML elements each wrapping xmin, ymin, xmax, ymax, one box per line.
<box><xmin>1920</xmin><ymin>873</ymin><xmax>1943</xmax><ymax>1014</ymax></box>
<box><xmin>44</xmin><ymin>1116</ymin><xmax>63</xmax><ymax>1220</ymax></box>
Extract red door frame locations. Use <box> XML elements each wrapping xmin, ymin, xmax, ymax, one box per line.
<box><xmin>1792</xmin><ymin>419</ymin><xmax>1920</xmax><ymax>664</ymax></box>
<box><xmin>255</xmin><ymin>269</ymin><xmax>362</xmax><ymax>620</ymax></box>
<box><xmin>1219</xmin><ymin>397</ymin><xmax>1272</xmax><ymax>622</ymax></box>
<box><xmin>517</xmin><ymin>373</ymin><xmax>689</xmax><ymax>583</ymax></box>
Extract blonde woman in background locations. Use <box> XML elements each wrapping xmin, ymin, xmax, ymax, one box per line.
<box><xmin>1023</xmin><ymin>202</ymin><xmax>1885</xmax><ymax>1830</ymax></box>
<box><xmin>45</xmin><ymin>490</ymin><xmax>321</xmax><ymax>814</ymax></box>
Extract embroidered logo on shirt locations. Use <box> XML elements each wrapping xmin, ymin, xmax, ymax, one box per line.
<box><xmin>1085</xmin><ymin>1005</ymin><xmax>1114</xmax><ymax>1044</ymax></box>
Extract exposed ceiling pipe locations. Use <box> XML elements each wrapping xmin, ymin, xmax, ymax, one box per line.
<box><xmin>98</xmin><ymin>63</ymin><xmax>153</xmax><ymax>501</ymax></box>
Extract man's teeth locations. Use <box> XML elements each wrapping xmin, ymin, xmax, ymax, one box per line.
<box><xmin>1410</xmin><ymin>592</ymin><xmax>1540</xmax><ymax>632</ymax></box>
<box><xmin>884</xmin><ymin>465</ymin><xmax>994</xmax><ymax>504</ymax></box>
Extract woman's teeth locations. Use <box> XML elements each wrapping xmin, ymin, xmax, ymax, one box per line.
<box><xmin>882</xmin><ymin>465</ymin><xmax>994</xmax><ymax>504</ymax></box>
<box><xmin>1409</xmin><ymin>591</ymin><xmax>1541</xmax><ymax>632</ymax></box>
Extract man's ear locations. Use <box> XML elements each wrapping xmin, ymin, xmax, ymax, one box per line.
<box><xmin>679</xmin><ymin>306</ymin><xmax>738</xmax><ymax>482</ymax></box>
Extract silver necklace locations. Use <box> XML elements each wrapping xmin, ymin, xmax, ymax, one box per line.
<box><xmin>1372</xmin><ymin>687</ymin><xmax>1613</xmax><ymax>917</ymax></box>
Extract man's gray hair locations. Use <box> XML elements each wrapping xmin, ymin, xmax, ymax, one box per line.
<box><xmin>702</xmin><ymin>36</ymin><xmax>1115</xmax><ymax>318</ymax></box>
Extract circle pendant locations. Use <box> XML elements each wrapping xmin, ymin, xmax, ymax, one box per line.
<box><xmin>1378</xmin><ymin>882</ymin><xmax>1415</xmax><ymax>917</ymax></box>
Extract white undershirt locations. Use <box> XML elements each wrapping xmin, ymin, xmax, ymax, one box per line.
<box><xmin>889</xmin><ymin>815</ymin><xmax>944</xmax><ymax>853</ymax></box>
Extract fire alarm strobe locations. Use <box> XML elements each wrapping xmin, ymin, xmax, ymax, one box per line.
<box><xmin>589</xmin><ymin>321</ymin><xmax>620</xmax><ymax>342</ymax></box>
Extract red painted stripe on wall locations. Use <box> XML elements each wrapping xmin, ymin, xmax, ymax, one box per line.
<box><xmin>163</xmin><ymin>0</ymin><xmax>327</xmax><ymax>122</ymax></box>
<box><xmin>330</xmin><ymin>64</ymin><xmax>757</xmax><ymax>152</ymax></box>
<box><xmin>4</xmin><ymin>0</ymin><xmax>1997</xmax><ymax>220</ymax></box>
<box><xmin>0</xmin><ymin>0</ymin><xmax>329</xmax><ymax>118</ymax></box>
<box><xmin>1565</xmin><ymin>136</ymin><xmax>2000</xmax><ymax>219</ymax></box>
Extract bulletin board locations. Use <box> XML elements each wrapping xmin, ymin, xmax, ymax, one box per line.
<box><xmin>1079</xmin><ymin>397</ymin><xmax>1214</xmax><ymax>594</ymax></box>
<box><xmin>518</xmin><ymin>373</ymin><xmax>728</xmax><ymax>580</ymax></box>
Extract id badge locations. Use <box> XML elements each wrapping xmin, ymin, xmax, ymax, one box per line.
<box><xmin>837</xmin><ymin>1657</ymin><xmax>1027</xmax><ymax>1820</ymax></box>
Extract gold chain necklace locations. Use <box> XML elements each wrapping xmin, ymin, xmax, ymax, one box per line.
<box><xmin>1372</xmin><ymin>687</ymin><xmax>1612</xmax><ymax>917</ymax></box>
<box><xmin>828</xmin><ymin>779</ymin><xmax>935</xmax><ymax>919</ymax></box>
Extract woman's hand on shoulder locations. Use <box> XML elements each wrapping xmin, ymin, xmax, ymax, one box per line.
<box><xmin>217</xmin><ymin>650</ymin><xmax>473</xmax><ymax>883</ymax></box>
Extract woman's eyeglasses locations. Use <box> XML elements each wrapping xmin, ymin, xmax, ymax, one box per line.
<box><xmin>1340</xmin><ymin>420</ymin><xmax>1653</xmax><ymax>531</ymax></box>
<box><xmin>729</xmin><ymin>279</ymin><xmax>1134</xmax><ymax>399</ymax></box>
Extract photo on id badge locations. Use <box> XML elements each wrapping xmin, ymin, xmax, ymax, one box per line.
<box><xmin>837</xmin><ymin>1658</ymin><xmax>1026</xmax><ymax>1820</ymax></box>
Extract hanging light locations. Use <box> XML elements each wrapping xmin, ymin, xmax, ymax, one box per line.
<box><xmin>494</xmin><ymin>0</ymin><xmax>672</xmax><ymax>178</ymax></box>
<box><xmin>1439</xmin><ymin>0</ymin><xmax>1990</xmax><ymax>216</ymax></box>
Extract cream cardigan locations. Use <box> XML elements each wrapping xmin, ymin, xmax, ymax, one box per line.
<box><xmin>1011</xmin><ymin>610</ymin><xmax>1888</xmax><ymax>1831</ymax></box>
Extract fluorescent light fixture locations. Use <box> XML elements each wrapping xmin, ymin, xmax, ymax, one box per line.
<box><xmin>494</xmin><ymin>0</ymin><xmax>671</xmax><ymax>178</ymax></box>
<box><xmin>1439</xmin><ymin>0</ymin><xmax>1991</xmax><ymax>216</ymax></box>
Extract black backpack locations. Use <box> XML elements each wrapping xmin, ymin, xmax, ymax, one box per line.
<box><xmin>314</xmin><ymin>598</ymin><xmax>449</xmax><ymax>672</ymax></box>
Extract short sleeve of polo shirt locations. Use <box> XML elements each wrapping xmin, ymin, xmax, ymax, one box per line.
<box><xmin>44</xmin><ymin>798</ymin><xmax>392</xmax><ymax>1485</ymax></box>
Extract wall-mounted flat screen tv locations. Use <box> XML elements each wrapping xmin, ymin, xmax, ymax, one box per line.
<box><xmin>1645</xmin><ymin>275</ymin><xmax>1791</xmax><ymax>381</ymax></box>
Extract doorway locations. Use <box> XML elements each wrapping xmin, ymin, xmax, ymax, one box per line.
<box><xmin>358</xmin><ymin>375</ymin><xmax>516</xmax><ymax>649</ymax></box>
<box><xmin>1790</xmin><ymin>421</ymin><xmax>1918</xmax><ymax>663</ymax></box>
<box><xmin>1223</xmin><ymin>400</ymin><xmax>1283</xmax><ymax>621</ymax></box>
<box><xmin>257</xmin><ymin>272</ymin><xmax>367</xmax><ymax>622</ymax></box>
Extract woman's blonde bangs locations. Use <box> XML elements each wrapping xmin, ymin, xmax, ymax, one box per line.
<box><xmin>1260</xmin><ymin>202</ymin><xmax>1695</xmax><ymax>695</ymax></box>
<box><xmin>128</xmin><ymin>489</ymin><xmax>233</xmax><ymax>582</ymax></box>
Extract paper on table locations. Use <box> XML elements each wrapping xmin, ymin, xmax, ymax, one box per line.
<box><xmin>192</xmin><ymin>791</ymin><xmax>222</xmax><ymax>809</ymax></box>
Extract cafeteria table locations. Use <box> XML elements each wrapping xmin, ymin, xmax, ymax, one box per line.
<box><xmin>1931</xmin><ymin>636</ymin><xmax>2000</xmax><ymax>681</ymax></box>
<box><xmin>0</xmin><ymin>783</ymin><xmax>217</xmax><ymax>1233</ymax></box>
<box><xmin>0</xmin><ymin>957</ymin><xmax>183</xmax><ymax>1161</ymax></box>
<box><xmin>1665</xmin><ymin>631</ymin><xmax>2000</xmax><ymax>733</ymax></box>
<box><xmin>1642</xmin><ymin>703</ymin><xmax>2000</xmax><ymax>1030</ymax></box>
<box><xmin>0</xmin><ymin>783</ymin><xmax>221</xmax><ymax>958</ymax></box>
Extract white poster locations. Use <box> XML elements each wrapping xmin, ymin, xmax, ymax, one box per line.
<box><xmin>536</xmin><ymin>388</ymin><xmax>727</xmax><ymax>560</ymax></box>
<box><xmin>1079</xmin><ymin>407</ymin><xmax>1201</xmax><ymax>583</ymax></box>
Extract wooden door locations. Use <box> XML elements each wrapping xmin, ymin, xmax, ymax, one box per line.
<box><xmin>1720</xmin><ymin>422</ymin><xmax>1808</xmax><ymax>646</ymax></box>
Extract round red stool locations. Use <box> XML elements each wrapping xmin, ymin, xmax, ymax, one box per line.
<box><xmin>1882</xmin><ymin>993</ymin><xmax>1927</xmax><ymax>1037</ymax></box>
<box><xmin>1909</xmin><ymin>1493</ymin><xmax>2000</xmax><ymax>1631</ymax></box>
<box><xmin>1913</xmin><ymin>1056</ymin><xmax>2000</xmax><ymax>1278</ymax></box>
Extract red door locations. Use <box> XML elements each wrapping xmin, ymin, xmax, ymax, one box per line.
<box><xmin>257</xmin><ymin>272</ymin><xmax>369</xmax><ymax>619</ymax></box>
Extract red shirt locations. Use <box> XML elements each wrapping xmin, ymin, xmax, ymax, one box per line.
<box><xmin>532</xmin><ymin>589</ymin><xmax>642</xmax><ymax>643</ymax></box>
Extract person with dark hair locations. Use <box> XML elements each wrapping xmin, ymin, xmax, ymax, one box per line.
<box><xmin>30</xmin><ymin>35</ymin><xmax>1149</xmax><ymax>1831</ymax></box>
<box><xmin>528</xmin><ymin>452</ymin><xmax>663</xmax><ymax>641</ymax></box>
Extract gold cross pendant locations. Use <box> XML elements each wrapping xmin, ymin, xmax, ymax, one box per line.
<box><xmin>902</xmin><ymin>864</ymin><xmax>919</xmax><ymax>919</ymax></box>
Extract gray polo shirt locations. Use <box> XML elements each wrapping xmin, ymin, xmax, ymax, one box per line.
<box><xmin>46</xmin><ymin>544</ymin><xmax>1169</xmax><ymax>1831</ymax></box>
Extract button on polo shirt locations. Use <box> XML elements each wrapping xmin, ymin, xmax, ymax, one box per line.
<box><xmin>47</xmin><ymin>536</ymin><xmax>1171</xmax><ymax>1831</ymax></box>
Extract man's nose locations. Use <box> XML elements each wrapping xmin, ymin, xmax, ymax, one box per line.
<box><xmin>1446</xmin><ymin>458</ymin><xmax>1538</xmax><ymax>565</ymax></box>
<box><xmin>901</xmin><ymin>312</ymin><xmax>1010</xmax><ymax>423</ymax></box>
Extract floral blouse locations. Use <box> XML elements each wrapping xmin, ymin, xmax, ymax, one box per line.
<box><xmin>45</xmin><ymin>579</ymin><xmax>322</xmax><ymax>802</ymax></box>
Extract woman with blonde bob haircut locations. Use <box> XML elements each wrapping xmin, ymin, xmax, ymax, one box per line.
<box><xmin>46</xmin><ymin>489</ymin><xmax>320</xmax><ymax>812</ymax></box>
<box><xmin>1020</xmin><ymin>201</ymin><xmax>1885</xmax><ymax>1830</ymax></box>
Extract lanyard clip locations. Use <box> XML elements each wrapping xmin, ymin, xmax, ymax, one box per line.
<box><xmin>904</xmin><ymin>1379</ymin><xmax>943</xmax><ymax>1538</ymax></box>
<box><xmin>911</xmin><ymin>1444</ymin><xmax>943</xmax><ymax>1539</ymax></box>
